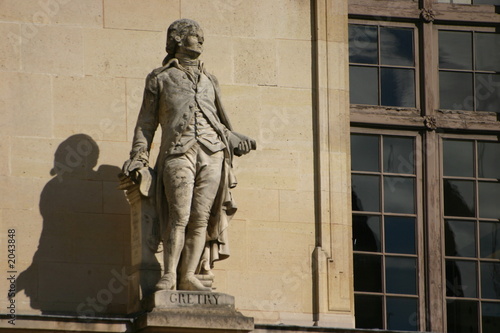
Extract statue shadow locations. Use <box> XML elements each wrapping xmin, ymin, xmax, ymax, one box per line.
<box><xmin>16</xmin><ymin>134</ymin><xmax>134</xmax><ymax>316</ymax></box>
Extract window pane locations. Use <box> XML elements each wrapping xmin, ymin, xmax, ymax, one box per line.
<box><xmin>480</xmin><ymin>222</ymin><xmax>500</xmax><ymax>259</ymax></box>
<box><xmin>478</xmin><ymin>142</ymin><xmax>500</xmax><ymax>179</ymax></box>
<box><xmin>381</xmin><ymin>68</ymin><xmax>415</xmax><ymax>107</ymax></box>
<box><xmin>475</xmin><ymin>0</ymin><xmax>500</xmax><ymax>6</ymax></box>
<box><xmin>475</xmin><ymin>32</ymin><xmax>500</xmax><ymax>71</ymax></box>
<box><xmin>386</xmin><ymin>297</ymin><xmax>419</xmax><ymax>331</ymax></box>
<box><xmin>385</xmin><ymin>216</ymin><xmax>416</xmax><ymax>254</ymax></box>
<box><xmin>446</xmin><ymin>259</ymin><xmax>477</xmax><ymax>298</ymax></box>
<box><xmin>352</xmin><ymin>175</ymin><xmax>380</xmax><ymax>212</ymax></box>
<box><xmin>354</xmin><ymin>294</ymin><xmax>383</xmax><ymax>329</ymax></box>
<box><xmin>351</xmin><ymin>134</ymin><xmax>379</xmax><ymax>172</ymax></box>
<box><xmin>354</xmin><ymin>254</ymin><xmax>382</xmax><ymax>292</ymax></box>
<box><xmin>482</xmin><ymin>302</ymin><xmax>500</xmax><ymax>333</ymax></box>
<box><xmin>443</xmin><ymin>140</ymin><xmax>474</xmax><ymax>177</ymax></box>
<box><xmin>445</xmin><ymin>220</ymin><xmax>476</xmax><ymax>258</ymax></box>
<box><xmin>350</xmin><ymin>66</ymin><xmax>378</xmax><ymax>105</ymax></box>
<box><xmin>380</xmin><ymin>27</ymin><xmax>414</xmax><ymax>67</ymax></box>
<box><xmin>481</xmin><ymin>262</ymin><xmax>500</xmax><ymax>299</ymax></box>
<box><xmin>353</xmin><ymin>215</ymin><xmax>381</xmax><ymax>252</ymax></box>
<box><xmin>386</xmin><ymin>257</ymin><xmax>417</xmax><ymax>295</ymax></box>
<box><xmin>439</xmin><ymin>71</ymin><xmax>473</xmax><ymax>111</ymax></box>
<box><xmin>384</xmin><ymin>176</ymin><xmax>415</xmax><ymax>214</ymax></box>
<box><xmin>475</xmin><ymin>74</ymin><xmax>500</xmax><ymax>113</ymax></box>
<box><xmin>444</xmin><ymin>180</ymin><xmax>475</xmax><ymax>217</ymax></box>
<box><xmin>383</xmin><ymin>136</ymin><xmax>415</xmax><ymax>174</ymax></box>
<box><xmin>479</xmin><ymin>182</ymin><xmax>500</xmax><ymax>219</ymax></box>
<box><xmin>349</xmin><ymin>25</ymin><xmax>378</xmax><ymax>64</ymax></box>
<box><xmin>439</xmin><ymin>31</ymin><xmax>473</xmax><ymax>70</ymax></box>
<box><xmin>447</xmin><ymin>300</ymin><xmax>479</xmax><ymax>333</ymax></box>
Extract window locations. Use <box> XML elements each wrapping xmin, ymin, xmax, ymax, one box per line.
<box><xmin>348</xmin><ymin>0</ymin><xmax>500</xmax><ymax>331</ymax></box>
<box><xmin>437</xmin><ymin>0</ymin><xmax>500</xmax><ymax>4</ymax></box>
<box><xmin>439</xmin><ymin>30</ymin><xmax>500</xmax><ymax>112</ymax></box>
<box><xmin>352</xmin><ymin>132</ymin><xmax>422</xmax><ymax>331</ymax></box>
<box><xmin>349</xmin><ymin>24</ymin><xmax>417</xmax><ymax>108</ymax></box>
<box><xmin>443</xmin><ymin>137</ymin><xmax>500</xmax><ymax>333</ymax></box>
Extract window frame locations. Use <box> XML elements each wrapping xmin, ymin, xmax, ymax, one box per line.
<box><xmin>351</xmin><ymin>127</ymin><xmax>426</xmax><ymax>331</ymax></box>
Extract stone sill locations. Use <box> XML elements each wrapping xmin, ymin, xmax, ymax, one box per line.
<box><xmin>254</xmin><ymin>324</ymin><xmax>429</xmax><ymax>333</ymax></box>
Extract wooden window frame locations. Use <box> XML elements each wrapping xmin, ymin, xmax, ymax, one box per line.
<box><xmin>351</xmin><ymin>127</ymin><xmax>425</xmax><ymax>331</ymax></box>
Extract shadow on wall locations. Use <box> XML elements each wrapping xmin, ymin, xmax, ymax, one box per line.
<box><xmin>15</xmin><ymin>134</ymin><xmax>135</xmax><ymax>316</ymax></box>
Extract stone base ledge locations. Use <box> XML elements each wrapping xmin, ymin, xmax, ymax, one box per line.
<box><xmin>137</xmin><ymin>291</ymin><xmax>253</xmax><ymax>333</ymax></box>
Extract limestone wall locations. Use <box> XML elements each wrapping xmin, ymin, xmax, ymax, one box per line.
<box><xmin>0</xmin><ymin>0</ymin><xmax>351</xmax><ymax>328</ymax></box>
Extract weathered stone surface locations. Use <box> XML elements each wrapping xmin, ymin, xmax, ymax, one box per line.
<box><xmin>104</xmin><ymin>0</ymin><xmax>179</xmax><ymax>31</ymax></box>
<box><xmin>137</xmin><ymin>291</ymin><xmax>253</xmax><ymax>333</ymax></box>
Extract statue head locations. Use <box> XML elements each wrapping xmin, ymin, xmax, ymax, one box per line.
<box><xmin>165</xmin><ymin>19</ymin><xmax>203</xmax><ymax>59</ymax></box>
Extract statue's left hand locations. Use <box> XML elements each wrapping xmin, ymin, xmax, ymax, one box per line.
<box><xmin>236</xmin><ymin>138</ymin><xmax>255</xmax><ymax>155</ymax></box>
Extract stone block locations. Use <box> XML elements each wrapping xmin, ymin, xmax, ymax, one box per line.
<box><xmin>0</xmin><ymin>176</ymin><xmax>34</xmax><ymax>210</ymax></box>
<box><xmin>0</xmin><ymin>136</ymin><xmax>10</xmax><ymax>176</ymax></box>
<box><xmin>11</xmin><ymin>138</ymin><xmax>59</xmax><ymax>179</ymax></box>
<box><xmin>279</xmin><ymin>190</ymin><xmax>315</xmax><ymax>223</ymax></box>
<box><xmin>137</xmin><ymin>291</ymin><xmax>253</xmax><ymax>333</ymax></box>
<box><xmin>202</xmin><ymin>35</ymin><xmax>234</xmax><ymax>85</ymax></box>
<box><xmin>104</xmin><ymin>0</ymin><xmax>179</xmax><ymax>31</ymax></box>
<box><xmin>103</xmin><ymin>181</ymin><xmax>130</xmax><ymax>214</ymax></box>
<box><xmin>84</xmin><ymin>28</ymin><xmax>164</xmax><ymax>78</ymax></box>
<box><xmin>277</xmin><ymin>40</ymin><xmax>312</xmax><ymax>89</ymax></box>
<box><xmin>234</xmin><ymin>38</ymin><xmax>276</xmax><ymax>86</ymax></box>
<box><xmin>53</xmin><ymin>76</ymin><xmax>126</xmax><ymax>141</ymax></box>
<box><xmin>0</xmin><ymin>72</ymin><xmax>52</xmax><ymax>137</ymax></box>
<box><xmin>0</xmin><ymin>23</ymin><xmax>21</xmax><ymax>71</ymax></box>
<box><xmin>21</xmin><ymin>25</ymin><xmax>83</xmax><ymax>76</ymax></box>
<box><xmin>219</xmin><ymin>84</ymin><xmax>262</xmax><ymax>135</ymax></box>
<box><xmin>231</xmin><ymin>188</ymin><xmax>279</xmax><ymax>222</ymax></box>
<box><xmin>0</xmin><ymin>0</ymin><xmax>102</xmax><ymax>27</ymax></box>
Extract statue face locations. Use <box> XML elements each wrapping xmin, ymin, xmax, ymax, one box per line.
<box><xmin>178</xmin><ymin>28</ymin><xmax>204</xmax><ymax>59</ymax></box>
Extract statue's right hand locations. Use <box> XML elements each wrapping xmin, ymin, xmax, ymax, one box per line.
<box><xmin>122</xmin><ymin>158</ymin><xmax>146</xmax><ymax>177</ymax></box>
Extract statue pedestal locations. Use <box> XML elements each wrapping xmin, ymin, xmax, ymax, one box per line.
<box><xmin>135</xmin><ymin>291</ymin><xmax>254</xmax><ymax>333</ymax></box>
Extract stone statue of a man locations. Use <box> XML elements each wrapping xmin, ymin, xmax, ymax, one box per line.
<box><xmin>122</xmin><ymin>19</ymin><xmax>255</xmax><ymax>292</ymax></box>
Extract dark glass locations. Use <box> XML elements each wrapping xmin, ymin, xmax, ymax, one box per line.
<box><xmin>385</xmin><ymin>216</ymin><xmax>416</xmax><ymax>254</ymax></box>
<box><xmin>352</xmin><ymin>175</ymin><xmax>380</xmax><ymax>212</ymax></box>
<box><xmin>386</xmin><ymin>297</ymin><xmax>419</xmax><ymax>331</ymax></box>
<box><xmin>354</xmin><ymin>254</ymin><xmax>382</xmax><ymax>292</ymax></box>
<box><xmin>439</xmin><ymin>71</ymin><xmax>473</xmax><ymax>111</ymax></box>
<box><xmin>447</xmin><ymin>300</ymin><xmax>479</xmax><ymax>333</ymax></box>
<box><xmin>353</xmin><ymin>215</ymin><xmax>381</xmax><ymax>252</ymax></box>
<box><xmin>386</xmin><ymin>257</ymin><xmax>417</xmax><ymax>295</ymax></box>
<box><xmin>482</xmin><ymin>302</ymin><xmax>500</xmax><ymax>333</ymax></box>
<box><xmin>478</xmin><ymin>142</ymin><xmax>500</xmax><ymax>179</ymax></box>
<box><xmin>383</xmin><ymin>136</ymin><xmax>415</xmax><ymax>174</ymax></box>
<box><xmin>381</xmin><ymin>68</ymin><xmax>415</xmax><ymax>107</ymax></box>
<box><xmin>354</xmin><ymin>294</ymin><xmax>383</xmax><ymax>329</ymax></box>
<box><xmin>475</xmin><ymin>74</ymin><xmax>500</xmax><ymax>113</ymax></box>
<box><xmin>351</xmin><ymin>134</ymin><xmax>379</xmax><ymax>172</ymax></box>
<box><xmin>349</xmin><ymin>25</ymin><xmax>378</xmax><ymax>64</ymax></box>
<box><xmin>479</xmin><ymin>182</ymin><xmax>500</xmax><ymax>219</ymax></box>
<box><xmin>384</xmin><ymin>176</ymin><xmax>415</xmax><ymax>214</ymax></box>
<box><xmin>445</xmin><ymin>220</ymin><xmax>476</xmax><ymax>257</ymax></box>
<box><xmin>480</xmin><ymin>222</ymin><xmax>500</xmax><ymax>259</ymax></box>
<box><xmin>446</xmin><ymin>259</ymin><xmax>477</xmax><ymax>298</ymax></box>
<box><xmin>439</xmin><ymin>31</ymin><xmax>473</xmax><ymax>70</ymax></box>
<box><xmin>475</xmin><ymin>32</ymin><xmax>500</xmax><ymax>71</ymax></box>
<box><xmin>476</xmin><ymin>0</ymin><xmax>500</xmax><ymax>4</ymax></box>
<box><xmin>481</xmin><ymin>262</ymin><xmax>500</xmax><ymax>299</ymax></box>
<box><xmin>350</xmin><ymin>66</ymin><xmax>378</xmax><ymax>105</ymax></box>
<box><xmin>443</xmin><ymin>180</ymin><xmax>475</xmax><ymax>217</ymax></box>
<box><xmin>380</xmin><ymin>27</ymin><xmax>414</xmax><ymax>66</ymax></box>
<box><xmin>443</xmin><ymin>140</ymin><xmax>474</xmax><ymax>177</ymax></box>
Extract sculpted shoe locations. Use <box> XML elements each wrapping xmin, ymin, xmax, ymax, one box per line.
<box><xmin>155</xmin><ymin>273</ymin><xmax>176</xmax><ymax>291</ymax></box>
<box><xmin>178</xmin><ymin>275</ymin><xmax>211</xmax><ymax>291</ymax></box>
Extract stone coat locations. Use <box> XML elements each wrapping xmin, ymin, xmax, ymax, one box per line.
<box><xmin>131</xmin><ymin>58</ymin><xmax>238</xmax><ymax>267</ymax></box>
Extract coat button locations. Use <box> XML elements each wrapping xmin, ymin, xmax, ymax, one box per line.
<box><xmin>189</xmin><ymin>104</ymin><xmax>195</xmax><ymax>108</ymax></box>
<box><xmin>192</xmin><ymin>84</ymin><xmax>197</xmax><ymax>89</ymax></box>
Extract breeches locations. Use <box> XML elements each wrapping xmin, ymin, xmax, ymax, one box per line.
<box><xmin>163</xmin><ymin>142</ymin><xmax>224</xmax><ymax>232</ymax></box>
